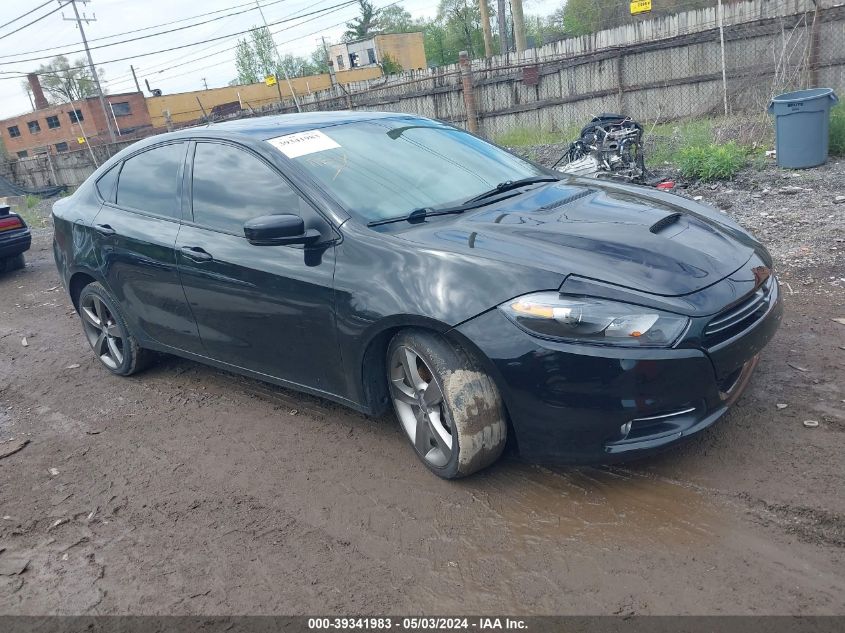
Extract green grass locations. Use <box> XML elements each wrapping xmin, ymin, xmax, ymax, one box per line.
<box><xmin>830</xmin><ymin>103</ymin><xmax>845</xmax><ymax>156</ymax></box>
<box><xmin>25</xmin><ymin>194</ymin><xmax>39</xmax><ymax>209</ymax></box>
<box><xmin>645</xmin><ymin>119</ymin><xmax>714</xmax><ymax>167</ymax></box>
<box><xmin>676</xmin><ymin>142</ymin><xmax>748</xmax><ymax>181</ymax></box>
<box><xmin>494</xmin><ymin>126</ymin><xmax>579</xmax><ymax>147</ymax></box>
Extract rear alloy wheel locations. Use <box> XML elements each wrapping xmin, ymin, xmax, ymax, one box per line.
<box><xmin>387</xmin><ymin>329</ymin><xmax>507</xmax><ymax>479</ymax></box>
<box><xmin>78</xmin><ymin>282</ymin><xmax>150</xmax><ymax>376</ymax></box>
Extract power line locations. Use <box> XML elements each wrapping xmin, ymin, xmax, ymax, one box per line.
<box><xmin>111</xmin><ymin>0</ymin><xmax>403</xmax><ymax>88</ymax></box>
<box><xmin>0</xmin><ymin>0</ymin><xmax>357</xmax><ymax>78</ymax></box>
<box><xmin>0</xmin><ymin>0</ymin><xmax>295</xmax><ymax>63</ymax></box>
<box><xmin>0</xmin><ymin>1</ymin><xmax>68</xmax><ymax>42</ymax></box>
<box><xmin>104</xmin><ymin>0</ymin><xmax>327</xmax><ymax>87</ymax></box>
<box><xmin>0</xmin><ymin>0</ymin><xmax>52</xmax><ymax>33</ymax></box>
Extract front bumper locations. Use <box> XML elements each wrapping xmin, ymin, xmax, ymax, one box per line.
<box><xmin>453</xmin><ymin>280</ymin><xmax>783</xmax><ymax>464</ymax></box>
<box><xmin>0</xmin><ymin>229</ymin><xmax>32</xmax><ymax>259</ymax></box>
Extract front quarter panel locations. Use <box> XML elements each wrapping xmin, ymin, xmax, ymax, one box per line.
<box><xmin>333</xmin><ymin>221</ymin><xmax>565</xmax><ymax>406</ymax></box>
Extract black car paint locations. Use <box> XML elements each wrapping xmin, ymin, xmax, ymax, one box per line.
<box><xmin>52</xmin><ymin>112</ymin><xmax>782</xmax><ymax>463</ymax></box>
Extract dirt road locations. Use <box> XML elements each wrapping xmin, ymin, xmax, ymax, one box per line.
<box><xmin>1</xmin><ymin>171</ymin><xmax>844</xmax><ymax>614</ymax></box>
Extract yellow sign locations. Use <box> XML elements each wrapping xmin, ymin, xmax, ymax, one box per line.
<box><xmin>631</xmin><ymin>0</ymin><xmax>651</xmax><ymax>15</ymax></box>
<box><xmin>77</xmin><ymin>136</ymin><xmax>86</xmax><ymax>144</ymax></box>
<box><xmin>265</xmin><ymin>74</ymin><xmax>277</xmax><ymax>87</ymax></box>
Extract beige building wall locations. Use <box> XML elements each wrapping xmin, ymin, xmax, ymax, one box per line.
<box><xmin>145</xmin><ymin>67</ymin><xmax>382</xmax><ymax>128</ymax></box>
<box><xmin>374</xmin><ymin>33</ymin><xmax>427</xmax><ymax>70</ymax></box>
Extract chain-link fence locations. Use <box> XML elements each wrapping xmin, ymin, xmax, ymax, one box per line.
<box><xmin>283</xmin><ymin>0</ymin><xmax>844</xmax><ymax>147</ymax></box>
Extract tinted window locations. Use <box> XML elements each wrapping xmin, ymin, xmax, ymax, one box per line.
<box><xmin>8</xmin><ymin>126</ymin><xmax>20</xmax><ymax>138</ymax></box>
<box><xmin>96</xmin><ymin>165</ymin><xmax>120</xmax><ymax>202</ymax></box>
<box><xmin>47</xmin><ymin>116</ymin><xmax>61</xmax><ymax>129</ymax></box>
<box><xmin>117</xmin><ymin>143</ymin><xmax>185</xmax><ymax>217</ymax></box>
<box><xmin>28</xmin><ymin>120</ymin><xmax>40</xmax><ymax>133</ymax></box>
<box><xmin>191</xmin><ymin>143</ymin><xmax>301</xmax><ymax>234</ymax></box>
<box><xmin>69</xmin><ymin>109</ymin><xmax>84</xmax><ymax>123</ymax></box>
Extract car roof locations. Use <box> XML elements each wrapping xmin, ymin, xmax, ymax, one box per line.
<box><xmin>206</xmin><ymin>110</ymin><xmax>418</xmax><ymax>140</ymax></box>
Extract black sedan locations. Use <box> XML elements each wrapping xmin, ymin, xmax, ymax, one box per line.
<box><xmin>0</xmin><ymin>204</ymin><xmax>31</xmax><ymax>273</ymax></box>
<box><xmin>52</xmin><ymin>112</ymin><xmax>781</xmax><ymax>478</ymax></box>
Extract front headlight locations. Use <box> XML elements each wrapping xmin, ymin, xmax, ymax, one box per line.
<box><xmin>499</xmin><ymin>292</ymin><xmax>689</xmax><ymax>348</ymax></box>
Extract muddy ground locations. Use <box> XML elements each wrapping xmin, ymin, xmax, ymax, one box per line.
<box><xmin>0</xmin><ymin>159</ymin><xmax>844</xmax><ymax>615</ymax></box>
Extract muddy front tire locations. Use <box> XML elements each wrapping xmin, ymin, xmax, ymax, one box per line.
<box><xmin>387</xmin><ymin>329</ymin><xmax>507</xmax><ymax>479</ymax></box>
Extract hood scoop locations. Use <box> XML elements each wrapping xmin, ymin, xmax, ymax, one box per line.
<box><xmin>649</xmin><ymin>212</ymin><xmax>682</xmax><ymax>234</ymax></box>
<box><xmin>538</xmin><ymin>188</ymin><xmax>594</xmax><ymax>212</ymax></box>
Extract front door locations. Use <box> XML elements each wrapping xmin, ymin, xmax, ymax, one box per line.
<box><xmin>176</xmin><ymin>141</ymin><xmax>343</xmax><ymax>396</ymax></box>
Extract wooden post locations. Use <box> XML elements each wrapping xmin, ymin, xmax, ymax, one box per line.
<box><xmin>615</xmin><ymin>54</ymin><xmax>624</xmax><ymax>113</ymax></box>
<box><xmin>478</xmin><ymin>0</ymin><xmax>494</xmax><ymax>58</ymax></box>
<box><xmin>459</xmin><ymin>51</ymin><xmax>478</xmax><ymax>134</ymax></box>
<box><xmin>808</xmin><ymin>0</ymin><xmax>821</xmax><ymax>87</ymax></box>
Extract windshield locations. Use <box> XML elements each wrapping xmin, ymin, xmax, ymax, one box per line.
<box><xmin>278</xmin><ymin>119</ymin><xmax>546</xmax><ymax>223</ymax></box>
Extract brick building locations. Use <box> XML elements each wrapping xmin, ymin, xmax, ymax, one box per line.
<box><xmin>1</xmin><ymin>75</ymin><xmax>152</xmax><ymax>158</ymax></box>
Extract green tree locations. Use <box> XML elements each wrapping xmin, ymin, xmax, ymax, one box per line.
<box><xmin>344</xmin><ymin>0</ymin><xmax>381</xmax><ymax>41</ymax></box>
<box><xmin>380</xmin><ymin>52</ymin><xmax>403</xmax><ymax>74</ymax></box>
<box><xmin>23</xmin><ymin>55</ymin><xmax>102</xmax><ymax>104</ymax></box>
<box><xmin>235</xmin><ymin>38</ymin><xmax>259</xmax><ymax>84</ymax></box>
<box><xmin>379</xmin><ymin>5</ymin><xmax>414</xmax><ymax>33</ymax></box>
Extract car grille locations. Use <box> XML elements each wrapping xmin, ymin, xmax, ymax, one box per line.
<box><xmin>704</xmin><ymin>276</ymin><xmax>774</xmax><ymax>345</ymax></box>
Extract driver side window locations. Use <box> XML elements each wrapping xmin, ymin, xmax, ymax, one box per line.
<box><xmin>191</xmin><ymin>142</ymin><xmax>301</xmax><ymax>235</ymax></box>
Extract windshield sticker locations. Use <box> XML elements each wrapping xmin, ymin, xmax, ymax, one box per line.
<box><xmin>266</xmin><ymin>130</ymin><xmax>340</xmax><ymax>158</ymax></box>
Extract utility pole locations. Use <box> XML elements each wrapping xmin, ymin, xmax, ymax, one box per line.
<box><xmin>496</xmin><ymin>0</ymin><xmax>508</xmax><ymax>54</ymax></box>
<box><xmin>511</xmin><ymin>0</ymin><xmax>527</xmax><ymax>54</ymax></box>
<box><xmin>63</xmin><ymin>0</ymin><xmax>116</xmax><ymax>143</ymax></box>
<box><xmin>130</xmin><ymin>64</ymin><xmax>141</xmax><ymax>93</ymax></box>
<box><xmin>202</xmin><ymin>77</ymin><xmax>209</xmax><ymax>90</ymax></box>
<box><xmin>255</xmin><ymin>0</ymin><xmax>301</xmax><ymax>112</ymax></box>
<box><xmin>478</xmin><ymin>0</ymin><xmax>494</xmax><ymax>58</ymax></box>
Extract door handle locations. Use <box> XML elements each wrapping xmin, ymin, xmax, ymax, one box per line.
<box><xmin>94</xmin><ymin>223</ymin><xmax>116</xmax><ymax>236</ymax></box>
<box><xmin>180</xmin><ymin>246</ymin><xmax>213</xmax><ymax>262</ymax></box>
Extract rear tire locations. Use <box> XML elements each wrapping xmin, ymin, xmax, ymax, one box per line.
<box><xmin>78</xmin><ymin>282</ymin><xmax>151</xmax><ymax>376</ymax></box>
<box><xmin>387</xmin><ymin>329</ymin><xmax>507</xmax><ymax>479</ymax></box>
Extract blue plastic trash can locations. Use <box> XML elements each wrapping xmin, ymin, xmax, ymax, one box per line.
<box><xmin>767</xmin><ymin>88</ymin><xmax>839</xmax><ymax>169</ymax></box>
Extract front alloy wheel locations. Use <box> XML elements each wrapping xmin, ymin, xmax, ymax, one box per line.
<box><xmin>390</xmin><ymin>345</ymin><xmax>453</xmax><ymax>468</ymax></box>
<box><xmin>387</xmin><ymin>329</ymin><xmax>507</xmax><ymax>479</ymax></box>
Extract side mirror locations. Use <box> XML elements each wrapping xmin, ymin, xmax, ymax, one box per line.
<box><xmin>244</xmin><ymin>214</ymin><xmax>321</xmax><ymax>246</ymax></box>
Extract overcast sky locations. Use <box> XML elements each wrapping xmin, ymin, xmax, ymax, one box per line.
<box><xmin>0</xmin><ymin>0</ymin><xmax>561</xmax><ymax>120</ymax></box>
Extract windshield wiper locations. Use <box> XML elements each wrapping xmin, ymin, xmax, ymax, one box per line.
<box><xmin>367</xmin><ymin>205</ymin><xmax>467</xmax><ymax>227</ymax></box>
<box><xmin>462</xmin><ymin>176</ymin><xmax>559</xmax><ymax>204</ymax></box>
<box><xmin>366</xmin><ymin>176</ymin><xmax>559</xmax><ymax>228</ymax></box>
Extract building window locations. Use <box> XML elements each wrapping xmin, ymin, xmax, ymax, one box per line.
<box><xmin>367</xmin><ymin>48</ymin><xmax>376</xmax><ymax>64</ymax></box>
<box><xmin>336</xmin><ymin>55</ymin><xmax>344</xmax><ymax>69</ymax></box>
<box><xmin>27</xmin><ymin>120</ymin><xmax>41</xmax><ymax>134</ymax></box>
<box><xmin>46</xmin><ymin>115</ymin><xmax>61</xmax><ymax>129</ymax></box>
<box><xmin>68</xmin><ymin>109</ymin><xmax>84</xmax><ymax>123</ymax></box>
<box><xmin>349</xmin><ymin>52</ymin><xmax>360</xmax><ymax>68</ymax></box>
<box><xmin>110</xmin><ymin>101</ymin><xmax>131</xmax><ymax>116</ymax></box>
<box><xmin>55</xmin><ymin>142</ymin><xmax>69</xmax><ymax>152</ymax></box>
<box><xmin>7</xmin><ymin>125</ymin><xmax>20</xmax><ymax>138</ymax></box>
<box><xmin>16</xmin><ymin>150</ymin><xmax>28</xmax><ymax>158</ymax></box>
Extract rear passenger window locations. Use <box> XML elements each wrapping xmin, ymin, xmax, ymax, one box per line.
<box><xmin>116</xmin><ymin>143</ymin><xmax>185</xmax><ymax>217</ymax></box>
<box><xmin>95</xmin><ymin>165</ymin><xmax>119</xmax><ymax>202</ymax></box>
<box><xmin>191</xmin><ymin>142</ymin><xmax>301</xmax><ymax>235</ymax></box>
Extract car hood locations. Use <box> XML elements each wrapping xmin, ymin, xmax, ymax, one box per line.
<box><xmin>395</xmin><ymin>180</ymin><xmax>756</xmax><ymax>297</ymax></box>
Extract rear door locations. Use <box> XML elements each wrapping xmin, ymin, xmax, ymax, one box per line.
<box><xmin>176</xmin><ymin>140</ymin><xmax>343</xmax><ymax>395</ymax></box>
<box><xmin>93</xmin><ymin>141</ymin><xmax>203</xmax><ymax>353</ymax></box>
